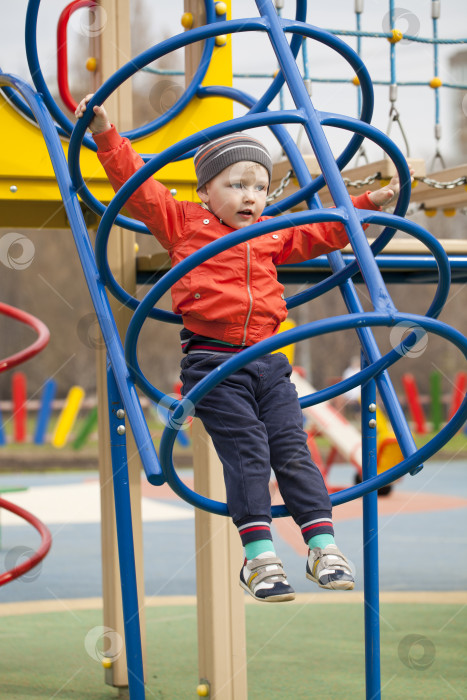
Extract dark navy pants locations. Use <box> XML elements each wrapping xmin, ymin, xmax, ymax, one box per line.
<box><xmin>180</xmin><ymin>352</ymin><xmax>333</xmax><ymax>545</ymax></box>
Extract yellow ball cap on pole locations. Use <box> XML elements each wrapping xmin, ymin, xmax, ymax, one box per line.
<box><xmin>197</xmin><ymin>682</ymin><xmax>210</xmax><ymax>697</ymax></box>
<box><xmin>85</xmin><ymin>57</ymin><xmax>97</xmax><ymax>72</ymax></box>
<box><xmin>388</xmin><ymin>29</ymin><xmax>403</xmax><ymax>43</ymax></box>
<box><xmin>181</xmin><ymin>12</ymin><xmax>193</xmax><ymax>29</ymax></box>
<box><xmin>215</xmin><ymin>1</ymin><xmax>227</xmax><ymax>14</ymax></box>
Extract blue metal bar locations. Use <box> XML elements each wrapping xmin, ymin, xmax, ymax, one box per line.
<box><xmin>257</xmin><ymin>1</ymin><xmax>395</xmax><ymax>315</ymax></box>
<box><xmin>196</xmin><ymin>84</ymin><xmax>325</xmax><ymax>216</ymax></box>
<box><xmin>267</xmin><ymin>19</ymin><xmax>375</xmax><ymax>210</ymax></box>
<box><xmin>287</xmin><ymin>209</ymin><xmax>451</xmax><ymax>320</ymax></box>
<box><xmin>282</xmin><ymin>112</ymin><xmax>414</xmax><ymax>303</ymax></box>
<box><xmin>361</xmin><ymin>363</ymin><xmax>381</xmax><ymax>700</ymax></box>
<box><xmin>0</xmin><ymin>71</ymin><xmax>163</xmax><ymax>486</ymax></box>
<box><xmin>345</xmin><ymin>215</ymin><xmax>450</xmax><ymax>458</ymax></box>
<box><xmin>124</xmin><ymin>209</ymin><xmax>348</xmax><ymax>402</ymax></box>
<box><xmin>316</xmin><ymin>245</ymin><xmax>421</xmax><ymax>473</ymax></box>
<box><xmin>276</xmin><ymin>3</ymin><xmax>285</xmax><ymax>111</ymax></box>
<box><xmin>24</xmin><ymin>0</ymin><xmax>216</xmax><ymax>144</ymax></box>
<box><xmin>106</xmin><ymin>362</ymin><xmax>145</xmax><ymax>700</ymax></box>
<box><xmin>68</xmin><ymin>14</ymin><xmax>375</xmax><ymax>231</ymax></box>
<box><xmin>156</xmin><ymin>311</ymin><xmax>467</xmax><ymax>515</ymax></box>
<box><xmin>11</xmin><ymin>0</ymin><xmax>464</xmax><ymax>516</ymax></box>
<box><xmin>244</xmin><ymin>0</ymin><xmax>307</xmax><ymax>114</ymax></box>
<box><xmin>245</xmin><ymin>6</ymin><xmax>417</xmax><ymax>475</ymax></box>
<box><xmin>94</xmin><ymin>109</ymin><xmax>308</xmax><ymax>318</ymax></box>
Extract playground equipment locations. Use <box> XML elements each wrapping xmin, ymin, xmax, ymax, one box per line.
<box><xmin>0</xmin><ymin>375</ymin><xmax>89</xmax><ymax>448</ymax></box>
<box><xmin>0</xmin><ymin>302</ymin><xmax>52</xmax><ymax>585</ymax></box>
<box><xmin>293</xmin><ymin>370</ymin><xmax>404</xmax><ymax>495</ymax></box>
<box><xmin>268</xmin><ymin>0</ymin><xmax>467</xmax><ymax>214</ymax></box>
<box><xmin>1</xmin><ymin>1</ymin><xmax>467</xmax><ymax>699</ymax></box>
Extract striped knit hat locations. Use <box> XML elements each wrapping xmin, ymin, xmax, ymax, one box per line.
<box><xmin>194</xmin><ymin>133</ymin><xmax>272</xmax><ymax>190</ymax></box>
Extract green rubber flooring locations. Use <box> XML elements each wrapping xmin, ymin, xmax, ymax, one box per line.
<box><xmin>0</xmin><ymin>601</ymin><xmax>465</xmax><ymax>699</ymax></box>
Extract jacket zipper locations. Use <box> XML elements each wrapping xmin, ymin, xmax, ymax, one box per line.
<box><xmin>242</xmin><ymin>242</ymin><xmax>253</xmax><ymax>346</ymax></box>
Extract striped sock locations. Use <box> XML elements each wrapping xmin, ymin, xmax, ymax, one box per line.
<box><xmin>244</xmin><ymin>539</ymin><xmax>276</xmax><ymax>560</ymax></box>
<box><xmin>237</xmin><ymin>520</ymin><xmax>273</xmax><ymax>549</ymax></box>
<box><xmin>307</xmin><ymin>533</ymin><xmax>335</xmax><ymax>550</ymax></box>
<box><xmin>300</xmin><ymin>517</ymin><xmax>334</xmax><ymax>544</ymax></box>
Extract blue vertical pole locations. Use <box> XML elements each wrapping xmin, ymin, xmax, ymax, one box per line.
<box><xmin>361</xmin><ymin>358</ymin><xmax>381</xmax><ymax>700</ymax></box>
<box><xmin>106</xmin><ymin>360</ymin><xmax>145</xmax><ymax>700</ymax></box>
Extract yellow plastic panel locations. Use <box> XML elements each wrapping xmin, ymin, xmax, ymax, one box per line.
<box><xmin>0</xmin><ymin>1</ymin><xmax>233</xmax><ymax>223</ymax></box>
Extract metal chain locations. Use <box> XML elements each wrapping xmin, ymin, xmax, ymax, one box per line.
<box><xmin>414</xmin><ymin>175</ymin><xmax>467</xmax><ymax>189</ymax></box>
<box><xmin>341</xmin><ymin>172</ymin><xmax>382</xmax><ymax>187</ymax></box>
<box><xmin>267</xmin><ymin>169</ymin><xmax>467</xmax><ymax>200</ymax></box>
<box><xmin>266</xmin><ymin>169</ymin><xmax>293</xmax><ymax>202</ymax></box>
<box><xmin>343</xmin><ymin>173</ymin><xmax>467</xmax><ymax>189</ymax></box>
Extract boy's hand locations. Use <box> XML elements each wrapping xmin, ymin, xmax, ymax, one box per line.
<box><xmin>75</xmin><ymin>94</ymin><xmax>111</xmax><ymax>134</ymax></box>
<box><xmin>368</xmin><ymin>168</ymin><xmax>415</xmax><ymax>208</ymax></box>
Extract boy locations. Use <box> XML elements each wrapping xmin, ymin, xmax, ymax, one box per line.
<box><xmin>76</xmin><ymin>95</ymin><xmax>404</xmax><ymax>602</ymax></box>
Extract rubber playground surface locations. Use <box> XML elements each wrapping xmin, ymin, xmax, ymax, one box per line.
<box><xmin>0</xmin><ymin>460</ymin><xmax>466</xmax><ymax>699</ymax></box>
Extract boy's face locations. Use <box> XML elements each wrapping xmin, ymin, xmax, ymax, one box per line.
<box><xmin>198</xmin><ymin>161</ymin><xmax>269</xmax><ymax>229</ymax></box>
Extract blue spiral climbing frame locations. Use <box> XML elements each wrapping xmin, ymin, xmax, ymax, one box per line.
<box><xmin>2</xmin><ymin>1</ymin><xmax>467</xmax><ymax>698</ymax></box>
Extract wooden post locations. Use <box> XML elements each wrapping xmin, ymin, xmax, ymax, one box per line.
<box><xmin>183</xmin><ymin>2</ymin><xmax>246</xmax><ymax>696</ymax></box>
<box><xmin>184</xmin><ymin>0</ymin><xmax>206</xmax><ymax>83</ymax></box>
<box><xmin>193</xmin><ymin>419</ymin><xmax>248</xmax><ymax>699</ymax></box>
<box><xmin>93</xmin><ymin>0</ymin><xmax>146</xmax><ymax>689</ymax></box>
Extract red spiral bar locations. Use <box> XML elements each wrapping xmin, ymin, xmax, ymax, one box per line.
<box><xmin>0</xmin><ymin>301</ymin><xmax>52</xmax><ymax>583</ymax></box>
<box><xmin>0</xmin><ymin>497</ymin><xmax>52</xmax><ymax>586</ymax></box>
<box><xmin>0</xmin><ymin>302</ymin><xmax>50</xmax><ymax>374</ymax></box>
<box><xmin>57</xmin><ymin>0</ymin><xmax>96</xmax><ymax>112</ymax></box>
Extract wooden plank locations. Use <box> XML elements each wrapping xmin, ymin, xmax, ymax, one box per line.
<box><xmin>271</xmin><ymin>157</ymin><xmax>467</xmax><ymax>210</ymax></box>
<box><xmin>193</xmin><ymin>419</ymin><xmax>248</xmax><ymax>700</ymax></box>
<box><xmin>136</xmin><ymin>237</ymin><xmax>467</xmax><ymax>277</ymax></box>
<box><xmin>184</xmin><ymin>0</ymin><xmax>207</xmax><ymax>84</ymax></box>
<box><xmin>185</xmin><ymin>5</ymin><xmax>248</xmax><ymax>696</ymax></box>
<box><xmin>342</xmin><ymin>238</ymin><xmax>467</xmax><ymax>255</ymax></box>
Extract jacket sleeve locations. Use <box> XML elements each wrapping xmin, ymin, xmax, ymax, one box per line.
<box><xmin>93</xmin><ymin>125</ymin><xmax>186</xmax><ymax>250</ymax></box>
<box><xmin>272</xmin><ymin>192</ymin><xmax>380</xmax><ymax>265</ymax></box>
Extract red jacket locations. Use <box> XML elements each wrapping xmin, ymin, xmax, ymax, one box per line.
<box><xmin>94</xmin><ymin>126</ymin><xmax>379</xmax><ymax>346</ymax></box>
